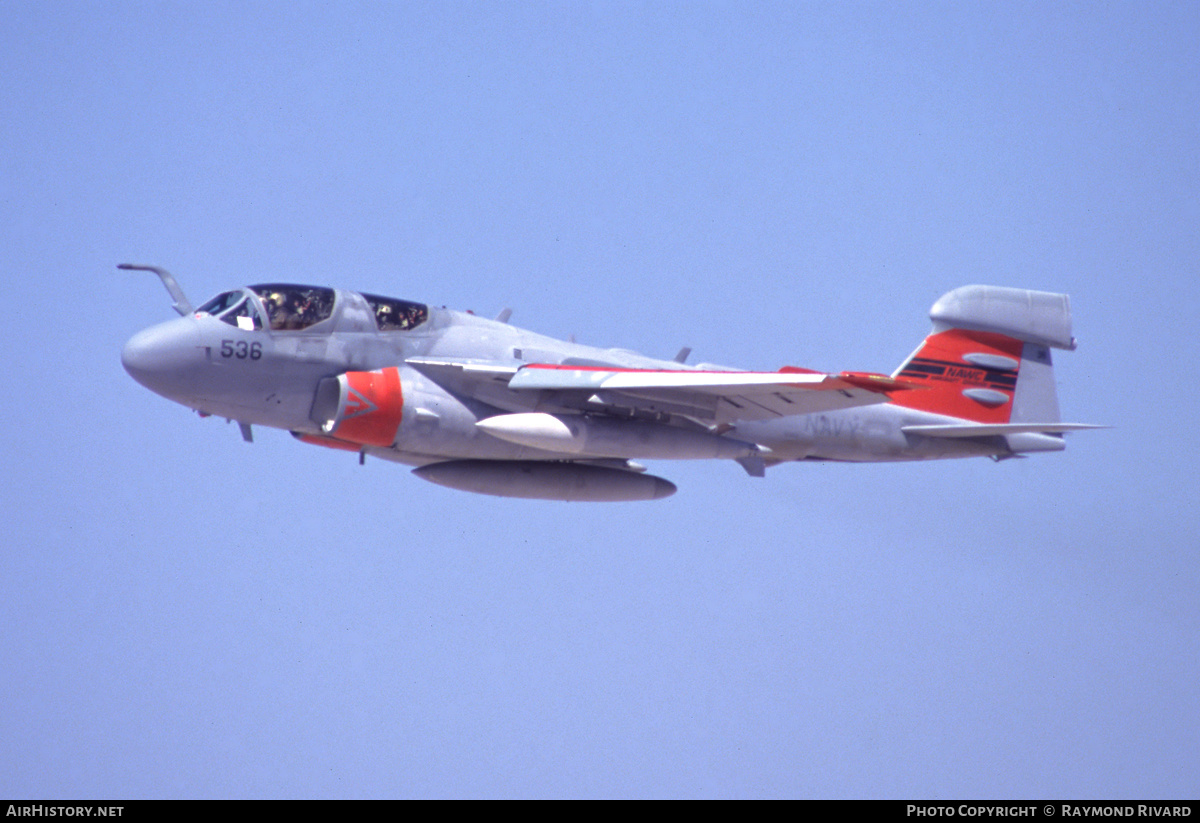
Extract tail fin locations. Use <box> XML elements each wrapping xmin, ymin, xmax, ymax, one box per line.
<box><xmin>890</xmin><ymin>286</ymin><xmax>1076</xmax><ymax>427</ymax></box>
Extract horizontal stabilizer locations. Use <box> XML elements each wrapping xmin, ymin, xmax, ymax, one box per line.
<box><xmin>902</xmin><ymin>423</ymin><xmax>1105</xmax><ymax>438</ymax></box>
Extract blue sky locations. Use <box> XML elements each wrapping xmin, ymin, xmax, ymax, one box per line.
<box><xmin>2</xmin><ymin>1</ymin><xmax>1197</xmax><ymax>798</ymax></box>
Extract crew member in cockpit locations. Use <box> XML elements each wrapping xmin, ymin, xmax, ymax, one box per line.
<box><xmin>264</xmin><ymin>292</ymin><xmax>287</xmax><ymax>330</ymax></box>
<box><xmin>295</xmin><ymin>295</ymin><xmax>316</xmax><ymax>327</ymax></box>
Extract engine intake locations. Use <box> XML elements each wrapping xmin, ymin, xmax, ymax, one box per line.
<box><xmin>310</xmin><ymin>367</ymin><xmax>404</xmax><ymax>447</ymax></box>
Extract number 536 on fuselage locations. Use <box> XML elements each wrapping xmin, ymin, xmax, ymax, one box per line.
<box><xmin>120</xmin><ymin>264</ymin><xmax>1099</xmax><ymax>501</ymax></box>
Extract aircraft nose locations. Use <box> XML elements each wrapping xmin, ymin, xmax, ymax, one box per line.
<box><xmin>121</xmin><ymin>318</ymin><xmax>203</xmax><ymax>397</ymax></box>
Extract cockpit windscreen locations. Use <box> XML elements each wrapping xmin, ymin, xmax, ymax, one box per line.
<box><xmin>196</xmin><ymin>290</ymin><xmax>263</xmax><ymax>331</ymax></box>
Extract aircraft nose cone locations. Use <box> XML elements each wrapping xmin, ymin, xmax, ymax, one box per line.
<box><xmin>121</xmin><ymin>318</ymin><xmax>202</xmax><ymax>397</ymax></box>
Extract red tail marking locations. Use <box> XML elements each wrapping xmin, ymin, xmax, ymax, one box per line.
<box><xmin>890</xmin><ymin>329</ymin><xmax>1022</xmax><ymax>423</ymax></box>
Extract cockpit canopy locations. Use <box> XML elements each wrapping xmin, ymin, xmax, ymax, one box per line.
<box><xmin>251</xmin><ymin>284</ymin><xmax>335</xmax><ymax>330</ymax></box>
<box><xmin>195</xmin><ymin>284</ymin><xmax>429</xmax><ymax>332</ymax></box>
<box><xmin>361</xmin><ymin>293</ymin><xmax>429</xmax><ymax>331</ymax></box>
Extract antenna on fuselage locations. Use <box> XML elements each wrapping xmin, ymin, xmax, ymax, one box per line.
<box><xmin>118</xmin><ymin>263</ymin><xmax>195</xmax><ymax>316</ymax></box>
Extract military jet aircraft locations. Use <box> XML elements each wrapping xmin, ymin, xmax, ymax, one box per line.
<box><xmin>120</xmin><ymin>264</ymin><xmax>1097</xmax><ymax>501</ymax></box>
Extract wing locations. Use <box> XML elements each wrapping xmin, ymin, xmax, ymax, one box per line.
<box><xmin>505</xmin><ymin>364</ymin><xmax>918</xmax><ymax>423</ymax></box>
<box><xmin>406</xmin><ymin>356</ymin><xmax>921</xmax><ymax>424</ymax></box>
